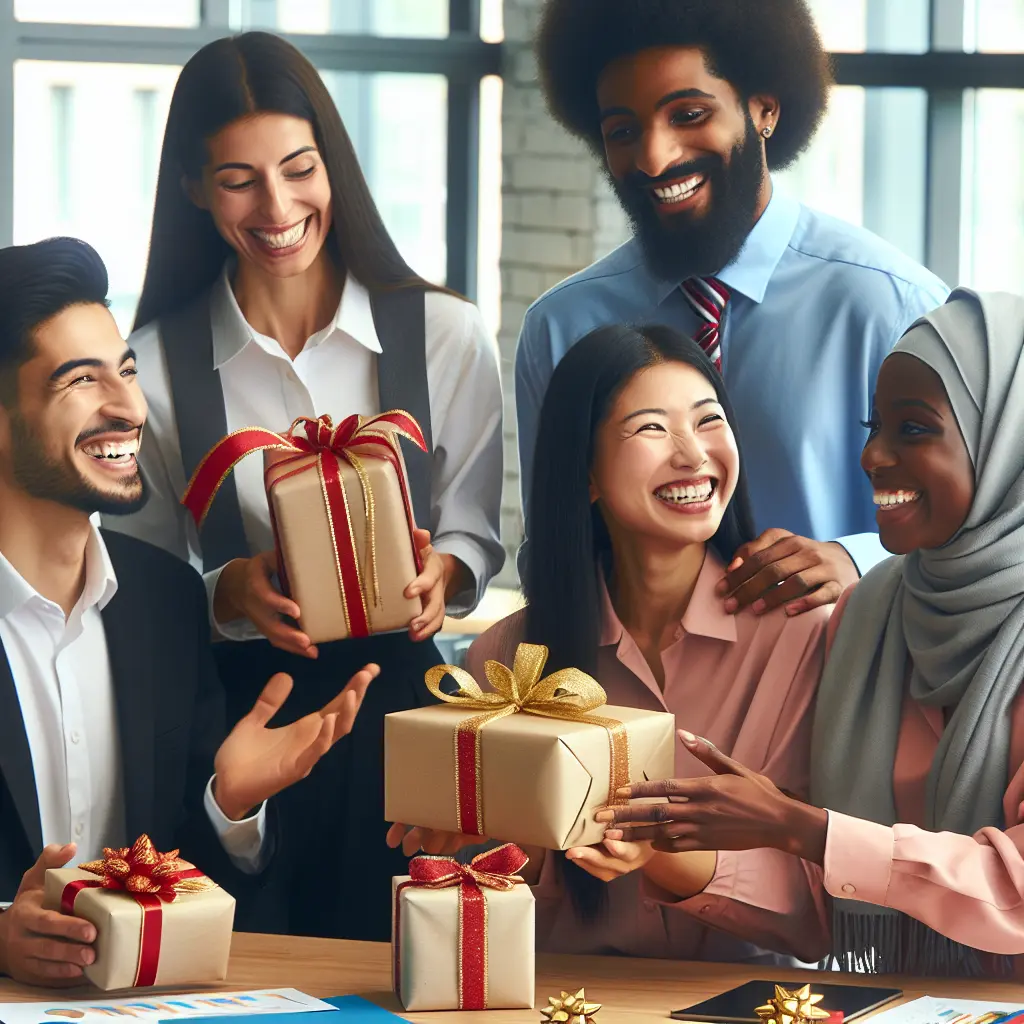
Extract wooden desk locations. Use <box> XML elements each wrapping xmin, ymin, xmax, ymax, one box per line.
<box><xmin>2</xmin><ymin>934</ymin><xmax>1022</xmax><ymax>1024</ymax></box>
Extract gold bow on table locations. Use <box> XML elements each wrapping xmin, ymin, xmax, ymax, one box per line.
<box><xmin>755</xmin><ymin>985</ymin><xmax>831</xmax><ymax>1024</ymax></box>
<box><xmin>424</xmin><ymin>642</ymin><xmax>631</xmax><ymax>835</ymax></box>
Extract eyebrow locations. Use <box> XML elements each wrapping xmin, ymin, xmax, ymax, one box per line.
<box><xmin>620</xmin><ymin>397</ymin><xmax>720</xmax><ymax>423</ymax></box>
<box><xmin>599</xmin><ymin>88</ymin><xmax>717</xmax><ymax>122</ymax></box>
<box><xmin>49</xmin><ymin>347</ymin><xmax>136</xmax><ymax>382</ymax></box>
<box><xmin>213</xmin><ymin>145</ymin><xmax>317</xmax><ymax>173</ymax></box>
<box><xmin>893</xmin><ymin>398</ymin><xmax>943</xmax><ymax>417</ymax></box>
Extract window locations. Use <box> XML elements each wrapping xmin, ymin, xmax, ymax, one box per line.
<box><xmin>16</xmin><ymin>0</ymin><xmax>199</xmax><ymax>27</ymax></box>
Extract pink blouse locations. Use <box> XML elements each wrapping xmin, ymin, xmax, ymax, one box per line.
<box><xmin>822</xmin><ymin>586</ymin><xmax>1024</xmax><ymax>965</ymax></box>
<box><xmin>466</xmin><ymin>549</ymin><xmax>831</xmax><ymax>964</ymax></box>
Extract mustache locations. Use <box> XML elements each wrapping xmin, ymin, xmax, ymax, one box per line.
<box><xmin>622</xmin><ymin>155</ymin><xmax>722</xmax><ymax>190</ymax></box>
<box><xmin>75</xmin><ymin>419</ymin><xmax>143</xmax><ymax>446</ymax></box>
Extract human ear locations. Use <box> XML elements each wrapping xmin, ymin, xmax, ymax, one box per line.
<box><xmin>749</xmin><ymin>95</ymin><xmax>780</xmax><ymax>139</ymax></box>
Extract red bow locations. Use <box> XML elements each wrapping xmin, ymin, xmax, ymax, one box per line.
<box><xmin>182</xmin><ymin>411</ymin><xmax>427</xmax><ymax>638</ymax></box>
<box><xmin>394</xmin><ymin>844</ymin><xmax>529</xmax><ymax>1009</ymax></box>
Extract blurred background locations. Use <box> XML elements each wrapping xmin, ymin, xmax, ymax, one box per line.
<box><xmin>3</xmin><ymin>0</ymin><xmax>1023</xmax><ymax>658</ymax></box>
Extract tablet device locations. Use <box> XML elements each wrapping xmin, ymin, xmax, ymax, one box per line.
<box><xmin>671</xmin><ymin>981</ymin><xmax>903</xmax><ymax>1023</ymax></box>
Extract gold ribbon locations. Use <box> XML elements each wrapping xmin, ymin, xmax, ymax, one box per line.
<box><xmin>425</xmin><ymin>643</ymin><xmax>631</xmax><ymax>835</ymax></box>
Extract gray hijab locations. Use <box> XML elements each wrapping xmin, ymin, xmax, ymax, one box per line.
<box><xmin>810</xmin><ymin>288</ymin><xmax>1024</xmax><ymax>976</ymax></box>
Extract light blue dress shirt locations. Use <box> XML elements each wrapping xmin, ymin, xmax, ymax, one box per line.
<box><xmin>515</xmin><ymin>186</ymin><xmax>949</xmax><ymax>575</ymax></box>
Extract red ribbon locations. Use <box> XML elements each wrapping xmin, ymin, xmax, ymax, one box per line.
<box><xmin>58</xmin><ymin>835</ymin><xmax>215</xmax><ymax>988</ymax></box>
<box><xmin>393</xmin><ymin>844</ymin><xmax>528</xmax><ymax>1010</ymax></box>
<box><xmin>181</xmin><ymin>411</ymin><xmax>427</xmax><ymax>639</ymax></box>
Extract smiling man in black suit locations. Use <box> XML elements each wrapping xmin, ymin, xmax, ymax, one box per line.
<box><xmin>0</xmin><ymin>237</ymin><xmax>378</xmax><ymax>986</ymax></box>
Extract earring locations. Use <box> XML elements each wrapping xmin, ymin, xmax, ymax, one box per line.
<box><xmin>762</xmin><ymin>124</ymin><xmax>773</xmax><ymax>138</ymax></box>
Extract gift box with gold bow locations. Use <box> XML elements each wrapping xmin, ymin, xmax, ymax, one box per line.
<box><xmin>183</xmin><ymin>411</ymin><xmax>426</xmax><ymax>644</ymax></box>
<box><xmin>42</xmin><ymin>835</ymin><xmax>235</xmax><ymax>990</ymax></box>
<box><xmin>384</xmin><ymin>643</ymin><xmax>676</xmax><ymax>850</ymax></box>
<box><xmin>392</xmin><ymin>844</ymin><xmax>535</xmax><ymax>1011</ymax></box>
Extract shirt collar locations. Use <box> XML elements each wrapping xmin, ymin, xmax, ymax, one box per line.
<box><xmin>598</xmin><ymin>547</ymin><xmax>737</xmax><ymax>647</ymax></box>
<box><xmin>0</xmin><ymin>522</ymin><xmax>118</xmax><ymax>620</ymax></box>
<box><xmin>651</xmin><ymin>181</ymin><xmax>801</xmax><ymax>306</ymax></box>
<box><xmin>210</xmin><ymin>261</ymin><xmax>382</xmax><ymax>369</ymax></box>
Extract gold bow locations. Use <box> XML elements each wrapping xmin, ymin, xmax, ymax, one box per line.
<box><xmin>755</xmin><ymin>986</ymin><xmax>830</xmax><ymax>1024</ymax></box>
<box><xmin>425</xmin><ymin>643</ymin><xmax>630</xmax><ymax>834</ymax></box>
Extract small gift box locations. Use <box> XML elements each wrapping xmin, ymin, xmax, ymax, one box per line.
<box><xmin>392</xmin><ymin>845</ymin><xmax>535</xmax><ymax>1011</ymax></box>
<box><xmin>384</xmin><ymin>643</ymin><xmax>676</xmax><ymax>850</ymax></box>
<box><xmin>183</xmin><ymin>411</ymin><xmax>426</xmax><ymax>644</ymax></box>
<box><xmin>42</xmin><ymin>835</ymin><xmax>235</xmax><ymax>991</ymax></box>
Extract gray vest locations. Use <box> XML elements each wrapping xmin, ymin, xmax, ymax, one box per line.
<box><xmin>159</xmin><ymin>286</ymin><xmax>432</xmax><ymax>571</ymax></box>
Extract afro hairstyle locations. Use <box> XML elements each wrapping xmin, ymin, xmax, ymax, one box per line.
<box><xmin>535</xmin><ymin>0</ymin><xmax>834</xmax><ymax>170</ymax></box>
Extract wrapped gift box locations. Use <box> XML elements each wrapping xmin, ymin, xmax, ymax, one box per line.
<box><xmin>392</xmin><ymin>846</ymin><xmax>535</xmax><ymax>1011</ymax></box>
<box><xmin>384</xmin><ymin>644</ymin><xmax>676</xmax><ymax>850</ymax></box>
<box><xmin>43</xmin><ymin>838</ymin><xmax>235</xmax><ymax>991</ymax></box>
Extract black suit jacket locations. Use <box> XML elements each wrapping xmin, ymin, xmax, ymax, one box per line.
<box><xmin>0</xmin><ymin>529</ymin><xmax>268</xmax><ymax>904</ymax></box>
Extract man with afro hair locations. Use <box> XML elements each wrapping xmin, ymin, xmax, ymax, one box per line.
<box><xmin>516</xmin><ymin>0</ymin><xmax>948</xmax><ymax>614</ymax></box>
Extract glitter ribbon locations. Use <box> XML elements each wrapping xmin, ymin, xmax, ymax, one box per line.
<box><xmin>59</xmin><ymin>835</ymin><xmax>217</xmax><ymax>988</ymax></box>
<box><xmin>424</xmin><ymin>643</ymin><xmax>631</xmax><ymax>835</ymax></box>
<box><xmin>394</xmin><ymin>844</ymin><xmax>528</xmax><ymax>1010</ymax></box>
<box><xmin>181</xmin><ymin>411</ymin><xmax>426</xmax><ymax>638</ymax></box>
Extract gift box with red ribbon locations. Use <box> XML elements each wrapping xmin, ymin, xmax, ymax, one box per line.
<box><xmin>183</xmin><ymin>411</ymin><xmax>426</xmax><ymax>644</ymax></box>
<box><xmin>392</xmin><ymin>844</ymin><xmax>535</xmax><ymax>1011</ymax></box>
<box><xmin>43</xmin><ymin>835</ymin><xmax>235</xmax><ymax>990</ymax></box>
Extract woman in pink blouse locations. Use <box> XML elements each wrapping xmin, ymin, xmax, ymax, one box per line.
<box><xmin>389</xmin><ymin>324</ymin><xmax>836</xmax><ymax>963</ymax></box>
<box><xmin>603</xmin><ymin>289</ymin><xmax>1024</xmax><ymax>977</ymax></box>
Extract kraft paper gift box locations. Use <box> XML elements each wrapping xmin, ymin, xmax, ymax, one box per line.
<box><xmin>384</xmin><ymin>643</ymin><xmax>676</xmax><ymax>850</ymax></box>
<box><xmin>43</xmin><ymin>835</ymin><xmax>235</xmax><ymax>991</ymax></box>
<box><xmin>182</xmin><ymin>411</ymin><xmax>426</xmax><ymax>645</ymax></box>
<box><xmin>392</xmin><ymin>845</ymin><xmax>535</xmax><ymax>1011</ymax></box>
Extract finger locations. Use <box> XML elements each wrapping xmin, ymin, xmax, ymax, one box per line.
<box><xmin>564</xmin><ymin>848</ymin><xmax>616</xmax><ymax>881</ymax></box>
<box><xmin>613</xmin><ymin>822</ymin><xmax>698</xmax><ymax>844</ymax></box>
<box><xmin>410</xmin><ymin>589</ymin><xmax>445</xmax><ymax>640</ymax></box>
<box><xmin>402</xmin><ymin>827</ymin><xmax>428</xmax><ymax>857</ymax></box>
<box><xmin>785</xmin><ymin>580</ymin><xmax>843</xmax><ymax>617</ymax></box>
<box><xmin>261</xmin><ymin>619</ymin><xmax>317</xmax><ymax>659</ymax></box>
<box><xmin>320</xmin><ymin>664</ymin><xmax>379</xmax><ymax>720</ymax></box>
<box><xmin>22</xmin><ymin>906</ymin><xmax>97</xmax><ymax>945</ymax></box>
<box><xmin>405</xmin><ymin>559</ymin><xmax>443</xmax><ymax>600</ymax></box>
<box><xmin>608</xmin><ymin>777</ymin><xmax>708</xmax><ymax>802</ymax></box>
<box><xmin>24</xmin><ymin>935</ymin><xmax>96</xmax><ymax>967</ymax></box>
<box><xmin>601</xmin><ymin>838</ymin><xmax>638</xmax><ymax>860</ymax></box>
<box><xmin>596</xmin><ymin>800</ymin><xmax>698</xmax><ymax>826</ymax></box>
<box><xmin>22</xmin><ymin>958</ymin><xmax>87</xmax><ymax>982</ymax></box>
<box><xmin>292</xmin><ymin>714</ymin><xmax>337</xmax><ymax>780</ymax></box>
<box><xmin>245</xmin><ymin>673</ymin><xmax>295</xmax><ymax>728</ymax></box>
<box><xmin>385</xmin><ymin>823</ymin><xmax>410</xmax><ymax>849</ymax></box>
<box><xmin>677</xmin><ymin>730</ymin><xmax>758</xmax><ymax>779</ymax></box>
<box><xmin>19</xmin><ymin>843</ymin><xmax>78</xmax><ymax>894</ymax></box>
<box><xmin>723</xmin><ymin>540</ymin><xmax>811</xmax><ymax>605</ymax></box>
<box><xmin>412</xmin><ymin>527</ymin><xmax>433</xmax><ymax>550</ymax></box>
<box><xmin>747</xmin><ymin>563</ymin><xmax>838</xmax><ymax>614</ymax></box>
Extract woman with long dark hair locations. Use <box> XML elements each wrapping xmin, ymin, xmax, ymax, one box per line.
<box><xmin>391</xmin><ymin>324</ymin><xmax>831</xmax><ymax>964</ymax></box>
<box><xmin>105</xmin><ymin>31</ymin><xmax>504</xmax><ymax>941</ymax></box>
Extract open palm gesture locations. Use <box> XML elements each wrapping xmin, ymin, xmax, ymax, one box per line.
<box><xmin>212</xmin><ymin>665</ymin><xmax>378</xmax><ymax>820</ymax></box>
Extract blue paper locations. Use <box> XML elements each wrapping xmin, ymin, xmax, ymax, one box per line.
<box><xmin>157</xmin><ymin>997</ymin><xmax>403</xmax><ymax>1024</ymax></box>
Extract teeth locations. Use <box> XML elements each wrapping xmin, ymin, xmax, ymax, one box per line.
<box><xmin>873</xmin><ymin>490</ymin><xmax>921</xmax><ymax>508</ymax></box>
<box><xmin>252</xmin><ymin>219</ymin><xmax>307</xmax><ymax>249</ymax></box>
<box><xmin>653</xmin><ymin>175</ymin><xmax>704</xmax><ymax>204</ymax></box>
<box><xmin>655</xmin><ymin>480</ymin><xmax>714</xmax><ymax>504</ymax></box>
<box><xmin>82</xmin><ymin>438</ymin><xmax>139</xmax><ymax>460</ymax></box>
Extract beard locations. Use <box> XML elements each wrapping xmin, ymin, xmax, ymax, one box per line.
<box><xmin>9</xmin><ymin>414</ymin><xmax>148</xmax><ymax>517</ymax></box>
<box><xmin>608</xmin><ymin>113</ymin><xmax>765</xmax><ymax>282</ymax></box>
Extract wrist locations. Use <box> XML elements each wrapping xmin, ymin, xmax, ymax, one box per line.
<box><xmin>777</xmin><ymin>796</ymin><xmax>828</xmax><ymax>864</ymax></box>
<box><xmin>213</xmin><ymin>559</ymin><xmax>247</xmax><ymax>625</ymax></box>
<box><xmin>439</xmin><ymin>554</ymin><xmax>470</xmax><ymax>603</ymax></box>
<box><xmin>212</xmin><ymin>777</ymin><xmax>252</xmax><ymax>822</ymax></box>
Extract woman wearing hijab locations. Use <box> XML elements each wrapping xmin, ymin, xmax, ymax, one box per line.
<box><xmin>600</xmin><ymin>288</ymin><xmax>1024</xmax><ymax>976</ymax></box>
<box><xmin>104</xmin><ymin>32</ymin><xmax>504</xmax><ymax>941</ymax></box>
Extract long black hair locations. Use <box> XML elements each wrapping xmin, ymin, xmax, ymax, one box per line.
<box><xmin>524</xmin><ymin>323</ymin><xmax>756</xmax><ymax>920</ymax></box>
<box><xmin>133</xmin><ymin>31</ymin><xmax>448</xmax><ymax>331</ymax></box>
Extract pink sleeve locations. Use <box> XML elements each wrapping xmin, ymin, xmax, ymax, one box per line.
<box><xmin>646</xmin><ymin>608</ymin><xmax>832</xmax><ymax>961</ymax></box>
<box><xmin>824</xmin><ymin>811</ymin><xmax>1024</xmax><ymax>954</ymax></box>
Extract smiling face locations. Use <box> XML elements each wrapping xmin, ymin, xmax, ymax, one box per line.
<box><xmin>597</xmin><ymin>46</ymin><xmax>775</xmax><ymax>281</ymax></box>
<box><xmin>1</xmin><ymin>303</ymin><xmax>147</xmax><ymax>516</ymax></box>
<box><xmin>861</xmin><ymin>352</ymin><xmax>975</xmax><ymax>554</ymax></box>
<box><xmin>193</xmin><ymin>112</ymin><xmax>333</xmax><ymax>279</ymax></box>
<box><xmin>590</xmin><ymin>359</ymin><xmax>739</xmax><ymax>551</ymax></box>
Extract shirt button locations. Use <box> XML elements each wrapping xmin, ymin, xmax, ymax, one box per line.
<box><xmin>841</xmin><ymin>883</ymin><xmax>856</xmax><ymax>895</ymax></box>
<box><xmin>70</xmin><ymin>730</ymin><xmax>81</xmax><ymax>744</ymax></box>
<box><xmin>74</xmin><ymin>823</ymin><xmax>84</xmax><ymax>837</ymax></box>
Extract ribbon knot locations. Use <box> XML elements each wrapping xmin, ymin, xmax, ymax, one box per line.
<box><xmin>395</xmin><ymin>845</ymin><xmax>529</xmax><ymax>1010</ymax></box>
<box><xmin>424</xmin><ymin>643</ymin><xmax>631</xmax><ymax>836</ymax></box>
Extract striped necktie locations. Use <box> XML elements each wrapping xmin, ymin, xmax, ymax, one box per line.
<box><xmin>680</xmin><ymin>277</ymin><xmax>730</xmax><ymax>371</ymax></box>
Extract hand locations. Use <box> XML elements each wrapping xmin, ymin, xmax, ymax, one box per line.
<box><xmin>564</xmin><ymin>838</ymin><xmax>655</xmax><ymax>882</ymax></box>
<box><xmin>404</xmin><ymin>530</ymin><xmax>446</xmax><ymax>642</ymax></box>
<box><xmin>213</xmin><ymin>665</ymin><xmax>378</xmax><ymax>820</ymax></box>
<box><xmin>0</xmin><ymin>843</ymin><xmax>97</xmax><ymax>985</ymax></box>
<box><xmin>385</xmin><ymin>823</ymin><xmax>484</xmax><ymax>858</ymax></box>
<box><xmin>715</xmin><ymin>529</ymin><xmax>857</xmax><ymax>616</ymax></box>
<box><xmin>596</xmin><ymin>730</ymin><xmax>828</xmax><ymax>863</ymax></box>
<box><xmin>214</xmin><ymin>551</ymin><xmax>317</xmax><ymax>658</ymax></box>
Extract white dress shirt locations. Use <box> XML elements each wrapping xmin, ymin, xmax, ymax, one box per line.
<box><xmin>0</xmin><ymin>525</ymin><xmax>267</xmax><ymax>870</ymax></box>
<box><xmin>105</xmin><ymin>268</ymin><xmax>504</xmax><ymax>634</ymax></box>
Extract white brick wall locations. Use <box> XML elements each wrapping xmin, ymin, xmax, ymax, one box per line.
<box><xmin>496</xmin><ymin>0</ymin><xmax>629</xmax><ymax>588</ymax></box>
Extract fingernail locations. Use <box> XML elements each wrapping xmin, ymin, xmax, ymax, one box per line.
<box><xmin>714</xmin><ymin>580</ymin><xmax>727</xmax><ymax>595</ymax></box>
<box><xmin>752</xmin><ymin>599</ymin><xmax>766</xmax><ymax>614</ymax></box>
<box><xmin>83</xmin><ymin>949</ymin><xmax>95</xmax><ymax>965</ymax></box>
<box><xmin>613</xmin><ymin>786</ymin><xmax>630</xmax><ymax>798</ymax></box>
<box><xmin>724</xmin><ymin>598</ymin><xmax>738</xmax><ymax>613</ymax></box>
<box><xmin>593</xmin><ymin>809</ymin><xmax>614</xmax><ymax>822</ymax></box>
<box><xmin>604</xmin><ymin>828</ymin><xmax>624</xmax><ymax>840</ymax></box>
<box><xmin>728</xmin><ymin>557</ymin><xmax>743</xmax><ymax>571</ymax></box>
<box><xmin>679</xmin><ymin>729</ymin><xmax>697</xmax><ymax>745</ymax></box>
